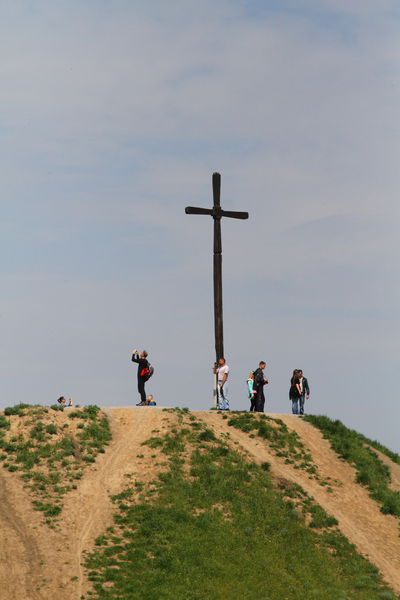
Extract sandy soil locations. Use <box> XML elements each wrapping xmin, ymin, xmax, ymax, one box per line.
<box><xmin>0</xmin><ymin>407</ymin><xmax>399</xmax><ymax>598</ymax></box>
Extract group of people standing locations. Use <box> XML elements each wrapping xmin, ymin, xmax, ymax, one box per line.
<box><xmin>247</xmin><ymin>366</ymin><xmax>310</xmax><ymax>414</ymax></box>
<box><xmin>132</xmin><ymin>349</ymin><xmax>310</xmax><ymax>414</ymax></box>
<box><xmin>215</xmin><ymin>358</ymin><xmax>269</xmax><ymax>412</ymax></box>
<box><xmin>216</xmin><ymin>358</ymin><xmax>310</xmax><ymax>414</ymax></box>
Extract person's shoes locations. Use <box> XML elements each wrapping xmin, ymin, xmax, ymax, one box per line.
<box><xmin>136</xmin><ymin>401</ymin><xmax>146</xmax><ymax>406</ymax></box>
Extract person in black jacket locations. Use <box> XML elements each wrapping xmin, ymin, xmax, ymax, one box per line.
<box><xmin>253</xmin><ymin>361</ymin><xmax>268</xmax><ymax>412</ymax></box>
<box><xmin>289</xmin><ymin>369</ymin><xmax>302</xmax><ymax>414</ymax></box>
<box><xmin>132</xmin><ymin>349</ymin><xmax>150</xmax><ymax>406</ymax></box>
<box><xmin>297</xmin><ymin>369</ymin><xmax>310</xmax><ymax>415</ymax></box>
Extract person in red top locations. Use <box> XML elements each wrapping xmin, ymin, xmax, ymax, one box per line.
<box><xmin>132</xmin><ymin>349</ymin><xmax>150</xmax><ymax>406</ymax></box>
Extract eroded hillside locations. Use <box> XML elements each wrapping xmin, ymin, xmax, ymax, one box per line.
<box><xmin>0</xmin><ymin>405</ymin><xmax>399</xmax><ymax>599</ymax></box>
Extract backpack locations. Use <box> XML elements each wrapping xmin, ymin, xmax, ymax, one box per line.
<box><xmin>140</xmin><ymin>364</ymin><xmax>154</xmax><ymax>381</ymax></box>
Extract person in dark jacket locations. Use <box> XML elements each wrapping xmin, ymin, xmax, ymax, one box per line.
<box><xmin>132</xmin><ymin>349</ymin><xmax>150</xmax><ymax>406</ymax></box>
<box><xmin>253</xmin><ymin>361</ymin><xmax>268</xmax><ymax>412</ymax></box>
<box><xmin>289</xmin><ymin>369</ymin><xmax>302</xmax><ymax>414</ymax></box>
<box><xmin>297</xmin><ymin>369</ymin><xmax>310</xmax><ymax>415</ymax></box>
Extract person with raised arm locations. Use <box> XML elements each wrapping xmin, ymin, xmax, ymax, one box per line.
<box><xmin>131</xmin><ymin>349</ymin><xmax>150</xmax><ymax>406</ymax></box>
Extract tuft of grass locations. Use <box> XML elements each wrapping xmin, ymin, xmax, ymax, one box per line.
<box><xmin>198</xmin><ymin>428</ymin><xmax>217</xmax><ymax>442</ymax></box>
<box><xmin>0</xmin><ymin>415</ymin><xmax>10</xmax><ymax>429</ymax></box>
<box><xmin>304</xmin><ymin>415</ymin><xmax>400</xmax><ymax>517</ymax></box>
<box><xmin>4</xmin><ymin>403</ymin><xmax>31</xmax><ymax>416</ymax></box>
<box><xmin>46</xmin><ymin>424</ymin><xmax>57</xmax><ymax>435</ymax></box>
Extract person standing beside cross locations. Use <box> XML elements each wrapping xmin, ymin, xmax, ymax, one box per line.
<box><xmin>214</xmin><ymin>357</ymin><xmax>230</xmax><ymax>410</ymax></box>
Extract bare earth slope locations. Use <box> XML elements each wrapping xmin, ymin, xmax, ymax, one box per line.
<box><xmin>0</xmin><ymin>408</ymin><xmax>399</xmax><ymax>599</ymax></box>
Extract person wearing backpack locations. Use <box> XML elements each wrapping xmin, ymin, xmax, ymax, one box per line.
<box><xmin>132</xmin><ymin>349</ymin><xmax>153</xmax><ymax>406</ymax></box>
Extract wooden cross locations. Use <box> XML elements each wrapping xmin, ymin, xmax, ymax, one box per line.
<box><xmin>185</xmin><ymin>172</ymin><xmax>249</xmax><ymax>363</ymax></box>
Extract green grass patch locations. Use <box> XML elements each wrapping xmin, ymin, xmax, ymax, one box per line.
<box><xmin>0</xmin><ymin>404</ymin><xmax>111</xmax><ymax>525</ymax></box>
<box><xmin>84</xmin><ymin>412</ymin><xmax>397</xmax><ymax>600</ymax></box>
<box><xmin>46</xmin><ymin>423</ymin><xmax>57</xmax><ymax>435</ymax></box>
<box><xmin>0</xmin><ymin>415</ymin><xmax>10</xmax><ymax>429</ymax></box>
<box><xmin>4</xmin><ymin>403</ymin><xmax>31</xmax><ymax>416</ymax></box>
<box><xmin>225</xmin><ymin>411</ymin><xmax>325</xmax><ymax>482</ymax></box>
<box><xmin>304</xmin><ymin>415</ymin><xmax>400</xmax><ymax>517</ymax></box>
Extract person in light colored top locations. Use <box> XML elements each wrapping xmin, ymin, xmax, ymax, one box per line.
<box><xmin>214</xmin><ymin>357</ymin><xmax>230</xmax><ymax>410</ymax></box>
<box><xmin>247</xmin><ymin>371</ymin><xmax>256</xmax><ymax>412</ymax></box>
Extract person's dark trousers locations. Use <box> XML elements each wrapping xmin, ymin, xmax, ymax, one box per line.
<box><xmin>250</xmin><ymin>396</ymin><xmax>256</xmax><ymax>412</ymax></box>
<box><xmin>255</xmin><ymin>389</ymin><xmax>265</xmax><ymax>412</ymax></box>
<box><xmin>299</xmin><ymin>395</ymin><xmax>305</xmax><ymax>415</ymax></box>
<box><xmin>137</xmin><ymin>377</ymin><xmax>146</xmax><ymax>402</ymax></box>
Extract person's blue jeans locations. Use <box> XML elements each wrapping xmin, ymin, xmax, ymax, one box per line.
<box><xmin>291</xmin><ymin>398</ymin><xmax>299</xmax><ymax>414</ymax></box>
<box><xmin>217</xmin><ymin>384</ymin><xmax>229</xmax><ymax>410</ymax></box>
<box><xmin>299</xmin><ymin>395</ymin><xmax>305</xmax><ymax>415</ymax></box>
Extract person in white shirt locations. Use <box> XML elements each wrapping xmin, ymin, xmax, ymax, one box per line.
<box><xmin>214</xmin><ymin>357</ymin><xmax>230</xmax><ymax>410</ymax></box>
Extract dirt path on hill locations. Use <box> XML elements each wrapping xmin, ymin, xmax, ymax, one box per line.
<box><xmin>0</xmin><ymin>469</ymin><xmax>43</xmax><ymax>600</ymax></box>
<box><xmin>197</xmin><ymin>412</ymin><xmax>400</xmax><ymax>594</ymax></box>
<box><xmin>0</xmin><ymin>407</ymin><xmax>169</xmax><ymax>600</ymax></box>
<box><xmin>57</xmin><ymin>407</ymin><xmax>169</xmax><ymax>599</ymax></box>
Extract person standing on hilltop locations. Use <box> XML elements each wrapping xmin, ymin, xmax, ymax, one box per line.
<box><xmin>297</xmin><ymin>369</ymin><xmax>310</xmax><ymax>415</ymax></box>
<box><xmin>253</xmin><ymin>361</ymin><xmax>268</xmax><ymax>412</ymax></box>
<box><xmin>132</xmin><ymin>349</ymin><xmax>150</xmax><ymax>406</ymax></box>
<box><xmin>214</xmin><ymin>357</ymin><xmax>230</xmax><ymax>410</ymax></box>
<box><xmin>289</xmin><ymin>369</ymin><xmax>302</xmax><ymax>414</ymax></box>
<box><xmin>247</xmin><ymin>371</ymin><xmax>256</xmax><ymax>412</ymax></box>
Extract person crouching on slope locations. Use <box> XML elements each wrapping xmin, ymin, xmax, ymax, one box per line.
<box><xmin>132</xmin><ymin>349</ymin><xmax>150</xmax><ymax>406</ymax></box>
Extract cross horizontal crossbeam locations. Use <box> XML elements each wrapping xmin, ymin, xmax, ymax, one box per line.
<box><xmin>185</xmin><ymin>206</ymin><xmax>248</xmax><ymax>220</ymax></box>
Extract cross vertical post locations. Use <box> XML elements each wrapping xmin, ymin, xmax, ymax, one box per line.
<box><xmin>212</xmin><ymin>172</ymin><xmax>224</xmax><ymax>362</ymax></box>
<box><xmin>185</xmin><ymin>172</ymin><xmax>249</xmax><ymax>405</ymax></box>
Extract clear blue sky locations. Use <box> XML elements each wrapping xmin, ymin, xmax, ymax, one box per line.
<box><xmin>1</xmin><ymin>1</ymin><xmax>399</xmax><ymax>451</ymax></box>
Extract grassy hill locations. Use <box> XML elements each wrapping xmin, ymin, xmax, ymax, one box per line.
<box><xmin>0</xmin><ymin>404</ymin><xmax>399</xmax><ymax>600</ymax></box>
